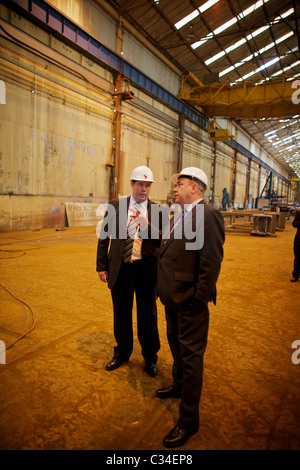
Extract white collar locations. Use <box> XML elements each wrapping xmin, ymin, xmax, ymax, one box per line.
<box><xmin>129</xmin><ymin>197</ymin><xmax>148</xmax><ymax>212</ymax></box>
<box><xmin>184</xmin><ymin>198</ymin><xmax>203</xmax><ymax>213</ymax></box>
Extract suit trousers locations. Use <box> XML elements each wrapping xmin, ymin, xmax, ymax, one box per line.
<box><xmin>292</xmin><ymin>243</ymin><xmax>300</xmax><ymax>279</ymax></box>
<box><xmin>165</xmin><ymin>298</ymin><xmax>209</xmax><ymax>433</ymax></box>
<box><xmin>110</xmin><ymin>260</ymin><xmax>160</xmax><ymax>363</ymax></box>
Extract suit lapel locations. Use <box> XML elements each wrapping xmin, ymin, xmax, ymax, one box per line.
<box><xmin>160</xmin><ymin>200</ymin><xmax>205</xmax><ymax>254</ymax></box>
<box><xmin>116</xmin><ymin>196</ymin><xmax>130</xmax><ymax>238</ymax></box>
<box><xmin>147</xmin><ymin>199</ymin><xmax>151</xmax><ymax>223</ymax></box>
<box><xmin>160</xmin><ymin>211</ymin><xmax>183</xmax><ymax>253</ymax></box>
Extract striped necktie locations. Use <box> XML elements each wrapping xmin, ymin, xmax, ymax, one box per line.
<box><xmin>122</xmin><ymin>203</ymin><xmax>140</xmax><ymax>263</ymax></box>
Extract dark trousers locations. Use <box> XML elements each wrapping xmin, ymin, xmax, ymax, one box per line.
<box><xmin>111</xmin><ymin>260</ymin><xmax>160</xmax><ymax>363</ymax></box>
<box><xmin>165</xmin><ymin>298</ymin><xmax>209</xmax><ymax>433</ymax></box>
<box><xmin>292</xmin><ymin>244</ymin><xmax>300</xmax><ymax>279</ymax></box>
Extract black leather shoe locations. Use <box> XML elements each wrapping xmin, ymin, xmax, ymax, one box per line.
<box><xmin>105</xmin><ymin>357</ymin><xmax>128</xmax><ymax>371</ymax></box>
<box><xmin>156</xmin><ymin>384</ymin><xmax>181</xmax><ymax>399</ymax></box>
<box><xmin>163</xmin><ymin>425</ymin><xmax>195</xmax><ymax>448</ymax></box>
<box><xmin>290</xmin><ymin>276</ymin><xmax>299</xmax><ymax>282</ymax></box>
<box><xmin>144</xmin><ymin>362</ymin><xmax>158</xmax><ymax>377</ymax></box>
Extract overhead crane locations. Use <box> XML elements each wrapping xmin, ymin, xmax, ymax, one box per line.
<box><xmin>178</xmin><ymin>72</ymin><xmax>300</xmax><ymax>121</ymax></box>
<box><xmin>178</xmin><ymin>73</ymin><xmax>299</xmax><ymax>205</ymax></box>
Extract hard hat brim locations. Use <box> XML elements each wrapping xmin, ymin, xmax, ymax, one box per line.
<box><xmin>171</xmin><ymin>172</ymin><xmax>207</xmax><ymax>189</ymax></box>
<box><xmin>130</xmin><ymin>177</ymin><xmax>155</xmax><ymax>182</ymax></box>
<box><xmin>171</xmin><ymin>173</ymin><xmax>180</xmax><ymax>184</ymax></box>
<box><xmin>171</xmin><ymin>173</ymin><xmax>204</xmax><ymax>185</ymax></box>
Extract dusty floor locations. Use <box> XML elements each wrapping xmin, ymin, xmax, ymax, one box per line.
<box><xmin>0</xmin><ymin>219</ymin><xmax>299</xmax><ymax>451</ymax></box>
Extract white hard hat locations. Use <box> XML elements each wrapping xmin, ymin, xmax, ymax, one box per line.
<box><xmin>130</xmin><ymin>166</ymin><xmax>155</xmax><ymax>183</ymax></box>
<box><xmin>171</xmin><ymin>167</ymin><xmax>208</xmax><ymax>190</ymax></box>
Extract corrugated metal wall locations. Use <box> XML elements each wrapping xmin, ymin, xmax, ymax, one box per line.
<box><xmin>214</xmin><ymin>149</ymin><xmax>234</xmax><ymax>206</ymax></box>
<box><xmin>0</xmin><ymin>0</ymin><xmax>291</xmax><ymax>230</ymax></box>
<box><xmin>120</xmin><ymin>99</ymin><xmax>176</xmax><ymax>202</ymax></box>
<box><xmin>123</xmin><ymin>33</ymin><xmax>181</xmax><ymax>97</ymax></box>
<box><xmin>1</xmin><ymin>80</ymin><xmax>112</xmax><ymax>198</ymax></box>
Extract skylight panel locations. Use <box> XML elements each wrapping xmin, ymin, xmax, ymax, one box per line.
<box><xmin>213</xmin><ymin>17</ymin><xmax>237</xmax><ymax>36</ymax></box>
<box><xmin>234</xmin><ymin>56</ymin><xmax>280</xmax><ymax>82</ymax></box>
<box><xmin>205</xmin><ymin>50</ymin><xmax>226</xmax><ymax>65</ymax></box>
<box><xmin>174</xmin><ymin>0</ymin><xmax>220</xmax><ymax>30</ymax></box>
<box><xmin>264</xmin><ymin>130</ymin><xmax>277</xmax><ymax>136</ymax></box>
<box><xmin>226</xmin><ymin>38</ymin><xmax>247</xmax><ymax>54</ymax></box>
<box><xmin>248</xmin><ymin>25</ymin><xmax>269</xmax><ymax>40</ymax></box>
<box><xmin>246</xmin><ymin>57</ymin><xmax>280</xmax><ymax>79</ymax></box>
<box><xmin>220</xmin><ymin>30</ymin><xmax>295</xmax><ymax>79</ymax></box>
<box><xmin>191</xmin><ymin>0</ymin><xmax>270</xmax><ymax>49</ymax></box>
<box><xmin>239</xmin><ymin>70</ymin><xmax>256</xmax><ymax>80</ymax></box>
<box><xmin>279</xmin><ymin>8</ymin><xmax>295</xmax><ymax>19</ymax></box>
<box><xmin>220</xmin><ymin>65</ymin><xmax>236</xmax><ymax>75</ymax></box>
<box><xmin>199</xmin><ymin>0</ymin><xmax>219</xmax><ymax>13</ymax></box>
<box><xmin>175</xmin><ymin>10</ymin><xmax>200</xmax><ymax>30</ymax></box>
<box><xmin>206</xmin><ymin>9</ymin><xmax>293</xmax><ymax>68</ymax></box>
<box><xmin>286</xmin><ymin>73</ymin><xmax>300</xmax><ymax>81</ymax></box>
<box><xmin>286</xmin><ymin>145</ymin><xmax>296</xmax><ymax>151</ymax></box>
<box><xmin>205</xmin><ymin>38</ymin><xmax>247</xmax><ymax>65</ymax></box>
<box><xmin>271</xmin><ymin>60</ymin><xmax>300</xmax><ymax>78</ymax></box>
<box><xmin>275</xmin><ymin>31</ymin><xmax>293</xmax><ymax>45</ymax></box>
<box><xmin>238</xmin><ymin>0</ymin><xmax>263</xmax><ymax>18</ymax></box>
<box><xmin>219</xmin><ymin>54</ymin><xmax>253</xmax><ymax>77</ymax></box>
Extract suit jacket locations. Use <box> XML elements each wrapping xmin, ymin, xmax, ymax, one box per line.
<box><xmin>96</xmin><ymin>197</ymin><xmax>162</xmax><ymax>289</ymax></box>
<box><xmin>158</xmin><ymin>200</ymin><xmax>225</xmax><ymax>307</ymax></box>
<box><xmin>293</xmin><ymin>209</ymin><xmax>300</xmax><ymax>245</ymax></box>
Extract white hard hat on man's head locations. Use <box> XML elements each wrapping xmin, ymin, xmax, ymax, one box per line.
<box><xmin>130</xmin><ymin>166</ymin><xmax>155</xmax><ymax>183</ymax></box>
<box><xmin>171</xmin><ymin>167</ymin><xmax>208</xmax><ymax>190</ymax></box>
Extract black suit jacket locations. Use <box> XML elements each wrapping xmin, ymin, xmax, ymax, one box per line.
<box><xmin>158</xmin><ymin>200</ymin><xmax>225</xmax><ymax>307</ymax></box>
<box><xmin>293</xmin><ymin>209</ymin><xmax>300</xmax><ymax>245</ymax></box>
<box><xmin>96</xmin><ymin>197</ymin><xmax>162</xmax><ymax>289</ymax></box>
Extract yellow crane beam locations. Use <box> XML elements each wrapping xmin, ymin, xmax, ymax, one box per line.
<box><xmin>179</xmin><ymin>75</ymin><xmax>300</xmax><ymax>119</ymax></box>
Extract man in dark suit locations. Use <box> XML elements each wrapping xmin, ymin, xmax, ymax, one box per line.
<box><xmin>96</xmin><ymin>166</ymin><xmax>161</xmax><ymax>377</ymax></box>
<box><xmin>157</xmin><ymin>167</ymin><xmax>225</xmax><ymax>448</ymax></box>
<box><xmin>291</xmin><ymin>208</ymin><xmax>300</xmax><ymax>282</ymax></box>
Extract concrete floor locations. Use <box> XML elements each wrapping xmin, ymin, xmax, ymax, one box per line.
<box><xmin>0</xmin><ymin>219</ymin><xmax>299</xmax><ymax>451</ymax></box>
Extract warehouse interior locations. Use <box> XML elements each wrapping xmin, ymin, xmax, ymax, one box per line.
<box><xmin>0</xmin><ymin>0</ymin><xmax>300</xmax><ymax>451</ymax></box>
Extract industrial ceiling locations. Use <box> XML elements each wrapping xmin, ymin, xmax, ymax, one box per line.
<box><xmin>104</xmin><ymin>0</ymin><xmax>300</xmax><ymax>178</ymax></box>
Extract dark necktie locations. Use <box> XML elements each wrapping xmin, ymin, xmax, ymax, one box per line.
<box><xmin>122</xmin><ymin>204</ymin><xmax>140</xmax><ymax>263</ymax></box>
<box><xmin>162</xmin><ymin>210</ymin><xmax>185</xmax><ymax>247</ymax></box>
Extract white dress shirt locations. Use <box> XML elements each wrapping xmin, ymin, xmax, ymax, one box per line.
<box><xmin>128</xmin><ymin>197</ymin><xmax>148</xmax><ymax>261</ymax></box>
